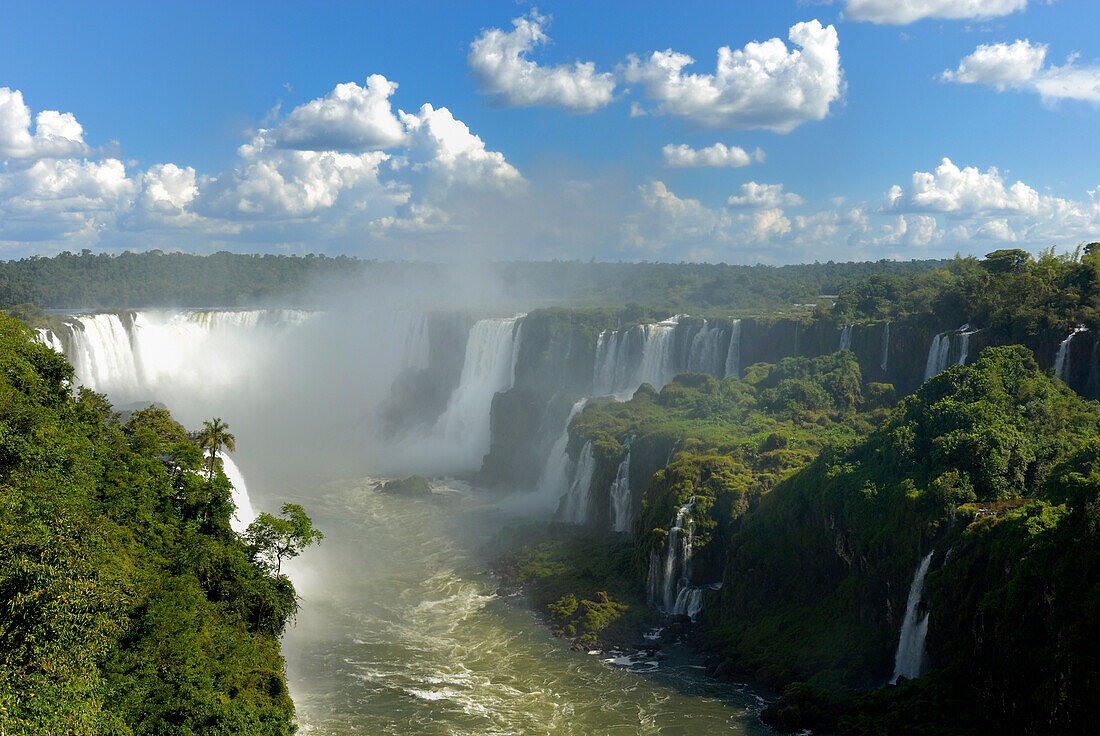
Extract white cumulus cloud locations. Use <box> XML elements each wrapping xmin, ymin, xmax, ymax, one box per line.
<box><xmin>844</xmin><ymin>0</ymin><xmax>1027</xmax><ymax>25</ymax></box>
<box><xmin>271</xmin><ymin>75</ymin><xmax>408</xmax><ymax>150</ymax></box>
<box><xmin>943</xmin><ymin>40</ymin><xmax>1100</xmax><ymax>104</ymax></box>
<box><xmin>727</xmin><ymin>182</ymin><xmax>804</xmax><ymax>209</ymax></box>
<box><xmin>622</xmin><ymin>20</ymin><xmax>843</xmax><ymax>133</ymax></box>
<box><xmin>0</xmin><ymin>88</ymin><xmax>89</xmax><ymax>159</ymax></box>
<box><xmin>468</xmin><ymin>12</ymin><xmax>616</xmax><ymax>113</ymax></box>
<box><xmin>662</xmin><ymin>143</ymin><xmax>764</xmax><ymax>168</ymax></box>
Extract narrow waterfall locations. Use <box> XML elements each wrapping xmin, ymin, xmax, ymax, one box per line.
<box><xmin>558</xmin><ymin>440</ymin><xmax>596</xmax><ymax>524</ymax></box>
<box><xmin>533</xmin><ymin>398</ymin><xmax>588</xmax><ymax>511</ymax></box>
<box><xmin>891</xmin><ymin>551</ymin><xmax>934</xmax><ymax>684</ymax></box>
<box><xmin>433</xmin><ymin>316</ymin><xmax>523</xmax><ymax>469</ymax></box>
<box><xmin>839</xmin><ymin>324</ymin><xmax>853</xmax><ymax>351</ymax></box>
<box><xmin>1054</xmin><ymin>326</ymin><xmax>1088</xmax><ymax>380</ymax></box>
<box><xmin>34</xmin><ymin>327</ymin><xmax>65</xmax><ymax>354</ymax></box>
<box><xmin>593</xmin><ymin>315</ymin><xmax>684</xmax><ymax>397</ymax></box>
<box><xmin>880</xmin><ymin>322</ymin><xmax>890</xmax><ymax>372</ymax></box>
<box><xmin>724</xmin><ymin>319</ymin><xmax>742</xmax><ymax>379</ymax></box>
<box><xmin>609</xmin><ymin>437</ymin><xmax>634</xmax><ymax>533</ymax></box>
<box><xmin>592</xmin><ymin>329</ymin><xmax>629</xmax><ymax>396</ymax></box>
<box><xmin>686</xmin><ymin>320</ymin><xmax>724</xmax><ymax>376</ymax></box>
<box><xmin>218</xmin><ymin>453</ymin><xmax>257</xmax><ymax>535</ymax></box>
<box><xmin>923</xmin><ymin>327</ymin><xmax>972</xmax><ymax>381</ymax></box>
<box><xmin>634</xmin><ymin>316</ymin><xmax>682</xmax><ymax>390</ymax></box>
<box><xmin>646</xmin><ymin>497</ymin><xmax>705</xmax><ymax>619</ymax></box>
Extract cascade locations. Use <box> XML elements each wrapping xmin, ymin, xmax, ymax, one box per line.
<box><xmin>593</xmin><ymin>315</ymin><xmax>685</xmax><ymax>397</ymax></box>
<box><xmin>723</xmin><ymin>319</ymin><xmax>742</xmax><ymax>379</ymax></box>
<box><xmin>646</xmin><ymin>497</ymin><xmax>706</xmax><ymax>619</ymax></box>
<box><xmin>58</xmin><ymin>309</ymin><xmax>316</xmax><ymax>404</ymax></box>
<box><xmin>839</xmin><ymin>324</ymin><xmax>853</xmax><ymax>351</ymax></box>
<box><xmin>34</xmin><ymin>327</ymin><xmax>65</xmax><ymax>354</ymax></box>
<box><xmin>891</xmin><ymin>551</ymin><xmax>934</xmax><ymax>684</ymax></box>
<box><xmin>557</xmin><ymin>440</ymin><xmax>596</xmax><ymax>524</ymax></box>
<box><xmin>218</xmin><ymin>453</ymin><xmax>257</xmax><ymax>535</ymax></box>
<box><xmin>686</xmin><ymin>320</ymin><xmax>724</xmax><ymax>376</ymax></box>
<box><xmin>432</xmin><ymin>316</ymin><xmax>523</xmax><ymax>470</ymax></box>
<box><xmin>609</xmin><ymin>436</ymin><xmax>635</xmax><ymax>532</ymax></box>
<box><xmin>880</xmin><ymin>322</ymin><xmax>890</xmax><ymax>372</ymax></box>
<box><xmin>923</xmin><ymin>326</ymin><xmax>974</xmax><ymax>381</ymax></box>
<box><xmin>533</xmin><ymin>398</ymin><xmax>588</xmax><ymax>512</ymax></box>
<box><xmin>1054</xmin><ymin>326</ymin><xmax>1088</xmax><ymax>380</ymax></box>
<box><xmin>956</xmin><ymin>326</ymin><xmax>978</xmax><ymax>367</ymax></box>
<box><xmin>592</xmin><ymin>329</ymin><xmax>629</xmax><ymax>396</ymax></box>
<box><xmin>634</xmin><ymin>316</ymin><xmax>682</xmax><ymax>390</ymax></box>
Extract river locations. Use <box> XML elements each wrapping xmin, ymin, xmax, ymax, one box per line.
<box><xmin>279</xmin><ymin>477</ymin><xmax>772</xmax><ymax>735</ymax></box>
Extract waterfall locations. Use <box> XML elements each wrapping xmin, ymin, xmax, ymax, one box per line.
<box><xmin>218</xmin><ymin>453</ymin><xmax>257</xmax><ymax>535</ymax></box>
<box><xmin>838</xmin><ymin>324</ymin><xmax>853</xmax><ymax>351</ymax></box>
<box><xmin>891</xmin><ymin>551</ymin><xmax>934</xmax><ymax>684</ymax></box>
<box><xmin>634</xmin><ymin>316</ymin><xmax>682</xmax><ymax>390</ymax></box>
<box><xmin>924</xmin><ymin>326</ymin><xmax>974</xmax><ymax>381</ymax></box>
<box><xmin>723</xmin><ymin>319</ymin><xmax>741</xmax><ymax>379</ymax></box>
<box><xmin>880</xmin><ymin>322</ymin><xmax>890</xmax><ymax>372</ymax></box>
<box><xmin>609</xmin><ymin>437</ymin><xmax>634</xmax><ymax>533</ymax></box>
<box><xmin>558</xmin><ymin>440</ymin><xmax>596</xmax><ymax>524</ymax></box>
<box><xmin>34</xmin><ymin>327</ymin><xmax>65</xmax><ymax>354</ymax></box>
<box><xmin>592</xmin><ymin>330</ymin><xmax>628</xmax><ymax>396</ymax></box>
<box><xmin>432</xmin><ymin>316</ymin><xmax>523</xmax><ymax>470</ymax></box>
<box><xmin>686</xmin><ymin>321</ymin><xmax>724</xmax><ymax>377</ymax></box>
<box><xmin>646</xmin><ymin>497</ymin><xmax>706</xmax><ymax>619</ymax></box>
<box><xmin>533</xmin><ymin>398</ymin><xmax>588</xmax><ymax>512</ymax></box>
<box><xmin>57</xmin><ymin>309</ymin><xmax>317</xmax><ymax>404</ymax></box>
<box><xmin>1054</xmin><ymin>326</ymin><xmax>1088</xmax><ymax>380</ymax></box>
<box><xmin>593</xmin><ymin>315</ymin><xmax>685</xmax><ymax>397</ymax></box>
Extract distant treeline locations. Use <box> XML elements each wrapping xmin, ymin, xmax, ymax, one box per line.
<box><xmin>0</xmin><ymin>249</ymin><xmax>947</xmax><ymax>311</ymax></box>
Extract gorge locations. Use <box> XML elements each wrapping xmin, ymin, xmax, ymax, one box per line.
<box><xmin>20</xmin><ymin>252</ymin><xmax>1100</xmax><ymax>735</ymax></box>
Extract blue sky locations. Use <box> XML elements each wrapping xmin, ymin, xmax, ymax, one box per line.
<box><xmin>1</xmin><ymin>0</ymin><xmax>1098</xmax><ymax>263</ymax></box>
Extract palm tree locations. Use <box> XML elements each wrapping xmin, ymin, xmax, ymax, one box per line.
<box><xmin>197</xmin><ymin>417</ymin><xmax>235</xmax><ymax>480</ymax></box>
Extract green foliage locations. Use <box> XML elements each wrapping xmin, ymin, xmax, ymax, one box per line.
<box><xmin>0</xmin><ymin>313</ymin><xmax>304</xmax><ymax>735</ymax></box>
<box><xmin>711</xmin><ymin>345</ymin><xmax>1100</xmax><ymax>733</ymax></box>
<box><xmin>246</xmin><ymin>504</ymin><xmax>324</xmax><ymax>579</ymax></box>
<box><xmin>492</xmin><ymin>526</ymin><xmax>648</xmax><ymax>647</ymax></box>
<box><xmin>196</xmin><ymin>417</ymin><xmax>235</xmax><ymax>481</ymax></box>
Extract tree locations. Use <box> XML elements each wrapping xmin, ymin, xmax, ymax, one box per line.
<box><xmin>246</xmin><ymin>504</ymin><xmax>323</xmax><ymax>578</ymax></box>
<box><xmin>196</xmin><ymin>417</ymin><xmax>235</xmax><ymax>480</ymax></box>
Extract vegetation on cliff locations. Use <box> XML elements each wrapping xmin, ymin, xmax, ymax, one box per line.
<box><xmin>0</xmin><ymin>313</ymin><xmax>306</xmax><ymax>735</ymax></box>
<box><xmin>711</xmin><ymin>346</ymin><xmax>1100</xmax><ymax>734</ymax></box>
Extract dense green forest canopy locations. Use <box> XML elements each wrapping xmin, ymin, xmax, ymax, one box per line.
<box><xmin>0</xmin><ymin>250</ymin><xmax>945</xmax><ymax>311</ymax></box>
<box><xmin>0</xmin><ymin>313</ymin><xmax>302</xmax><ymax>735</ymax></box>
<box><xmin>832</xmin><ymin>246</ymin><xmax>1100</xmax><ymax>337</ymax></box>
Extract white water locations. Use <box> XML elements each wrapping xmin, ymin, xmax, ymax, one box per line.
<box><xmin>558</xmin><ymin>440</ymin><xmax>596</xmax><ymax>524</ymax></box>
<box><xmin>923</xmin><ymin>326</ymin><xmax>975</xmax><ymax>381</ymax></box>
<box><xmin>528</xmin><ymin>398</ymin><xmax>588</xmax><ymax>514</ymax></box>
<box><xmin>686</xmin><ymin>320</ymin><xmax>724</xmax><ymax>376</ymax></box>
<box><xmin>34</xmin><ymin>327</ymin><xmax>65</xmax><ymax>353</ymax></box>
<box><xmin>647</xmin><ymin>498</ymin><xmax>705</xmax><ymax>619</ymax></box>
<box><xmin>923</xmin><ymin>333</ymin><xmax>952</xmax><ymax>380</ymax></box>
<box><xmin>891</xmin><ymin>551</ymin><xmax>934</xmax><ymax>683</ymax></box>
<box><xmin>609</xmin><ymin>438</ymin><xmax>634</xmax><ymax>533</ymax></box>
<box><xmin>839</xmin><ymin>324</ymin><xmax>853</xmax><ymax>351</ymax></box>
<box><xmin>592</xmin><ymin>315</ymin><xmax>687</xmax><ymax>397</ymax></box>
<box><xmin>1054</xmin><ymin>326</ymin><xmax>1088</xmax><ymax>380</ymax></box>
<box><xmin>430</xmin><ymin>316</ymin><xmax>523</xmax><ymax>472</ymax></box>
<box><xmin>219</xmin><ymin>452</ymin><xmax>257</xmax><ymax>534</ymax></box>
<box><xmin>880</xmin><ymin>322</ymin><xmax>890</xmax><ymax>372</ymax></box>
<box><xmin>724</xmin><ymin>319</ymin><xmax>742</xmax><ymax>379</ymax></box>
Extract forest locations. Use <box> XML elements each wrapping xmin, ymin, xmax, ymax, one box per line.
<box><xmin>0</xmin><ymin>312</ymin><xmax>316</xmax><ymax>735</ymax></box>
